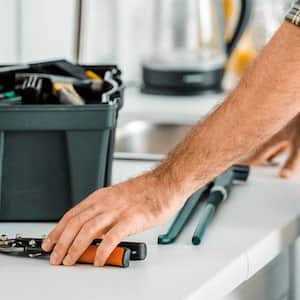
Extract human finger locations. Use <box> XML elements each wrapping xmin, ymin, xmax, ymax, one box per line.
<box><xmin>42</xmin><ymin>191</ymin><xmax>103</xmax><ymax>251</ymax></box>
<box><xmin>243</xmin><ymin>141</ymin><xmax>289</xmax><ymax>165</ymax></box>
<box><xmin>60</xmin><ymin>213</ymin><xmax>116</xmax><ymax>266</ymax></box>
<box><xmin>94</xmin><ymin>221</ymin><xmax>128</xmax><ymax>267</ymax></box>
<box><xmin>280</xmin><ymin>146</ymin><xmax>300</xmax><ymax>179</ymax></box>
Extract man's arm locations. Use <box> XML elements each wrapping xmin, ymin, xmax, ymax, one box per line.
<box><xmin>42</xmin><ymin>22</ymin><xmax>300</xmax><ymax>267</ymax></box>
<box><xmin>156</xmin><ymin>22</ymin><xmax>300</xmax><ymax>195</ymax></box>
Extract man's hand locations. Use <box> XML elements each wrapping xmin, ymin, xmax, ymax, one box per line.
<box><xmin>42</xmin><ymin>172</ymin><xmax>185</xmax><ymax>267</ymax></box>
<box><xmin>243</xmin><ymin>115</ymin><xmax>300</xmax><ymax>179</ymax></box>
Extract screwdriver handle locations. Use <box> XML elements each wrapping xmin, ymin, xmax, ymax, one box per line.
<box><xmin>78</xmin><ymin>245</ymin><xmax>131</xmax><ymax>268</ymax></box>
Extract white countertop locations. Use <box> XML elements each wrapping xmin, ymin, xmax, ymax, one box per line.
<box><xmin>119</xmin><ymin>87</ymin><xmax>225</xmax><ymax>125</ymax></box>
<box><xmin>1</xmin><ymin>160</ymin><xmax>300</xmax><ymax>300</ymax></box>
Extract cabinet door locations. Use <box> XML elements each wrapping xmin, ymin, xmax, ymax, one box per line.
<box><xmin>223</xmin><ymin>251</ymin><xmax>290</xmax><ymax>300</ymax></box>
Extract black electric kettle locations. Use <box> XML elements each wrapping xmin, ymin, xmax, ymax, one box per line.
<box><xmin>142</xmin><ymin>0</ymin><xmax>253</xmax><ymax>95</ymax></box>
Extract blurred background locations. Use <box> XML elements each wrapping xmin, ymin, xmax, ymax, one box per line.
<box><xmin>0</xmin><ymin>0</ymin><xmax>293</xmax><ymax>89</ymax></box>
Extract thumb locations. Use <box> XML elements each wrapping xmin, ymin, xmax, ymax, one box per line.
<box><xmin>280</xmin><ymin>146</ymin><xmax>300</xmax><ymax>179</ymax></box>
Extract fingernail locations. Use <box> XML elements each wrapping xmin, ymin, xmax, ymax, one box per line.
<box><xmin>63</xmin><ymin>255</ymin><xmax>72</xmax><ymax>266</ymax></box>
<box><xmin>280</xmin><ymin>169</ymin><xmax>292</xmax><ymax>179</ymax></box>
<box><xmin>42</xmin><ymin>238</ymin><xmax>51</xmax><ymax>251</ymax></box>
<box><xmin>50</xmin><ymin>252</ymin><xmax>59</xmax><ymax>265</ymax></box>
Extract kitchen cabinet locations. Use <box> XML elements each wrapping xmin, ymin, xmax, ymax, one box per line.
<box><xmin>224</xmin><ymin>250</ymin><xmax>290</xmax><ymax>300</ymax></box>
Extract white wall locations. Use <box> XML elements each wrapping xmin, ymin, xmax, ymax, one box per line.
<box><xmin>0</xmin><ymin>0</ymin><xmax>18</xmax><ymax>63</ymax></box>
<box><xmin>0</xmin><ymin>0</ymin><xmax>78</xmax><ymax>64</ymax></box>
<box><xmin>18</xmin><ymin>0</ymin><xmax>78</xmax><ymax>63</ymax></box>
<box><xmin>79</xmin><ymin>0</ymin><xmax>155</xmax><ymax>82</ymax></box>
<box><xmin>79</xmin><ymin>0</ymin><xmax>118</xmax><ymax>64</ymax></box>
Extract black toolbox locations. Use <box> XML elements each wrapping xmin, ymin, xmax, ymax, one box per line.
<box><xmin>0</xmin><ymin>61</ymin><xmax>124</xmax><ymax>221</ymax></box>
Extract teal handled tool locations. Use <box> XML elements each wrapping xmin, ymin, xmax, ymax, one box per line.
<box><xmin>0</xmin><ymin>91</ymin><xmax>22</xmax><ymax>105</ymax></box>
<box><xmin>157</xmin><ymin>165</ymin><xmax>250</xmax><ymax>245</ymax></box>
<box><xmin>0</xmin><ymin>91</ymin><xmax>18</xmax><ymax>100</ymax></box>
<box><xmin>158</xmin><ymin>184</ymin><xmax>212</xmax><ymax>244</ymax></box>
<box><xmin>192</xmin><ymin>165</ymin><xmax>250</xmax><ymax>245</ymax></box>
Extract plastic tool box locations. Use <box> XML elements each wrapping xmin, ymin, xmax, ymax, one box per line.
<box><xmin>0</xmin><ymin>63</ymin><xmax>124</xmax><ymax>221</ymax></box>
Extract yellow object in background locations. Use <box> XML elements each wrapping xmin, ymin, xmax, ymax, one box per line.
<box><xmin>224</xmin><ymin>0</ymin><xmax>236</xmax><ymax>42</ymax></box>
<box><xmin>224</xmin><ymin>0</ymin><xmax>235</xmax><ymax>21</ymax></box>
<box><xmin>228</xmin><ymin>47</ymin><xmax>257</xmax><ymax>76</ymax></box>
<box><xmin>223</xmin><ymin>0</ymin><xmax>257</xmax><ymax>89</ymax></box>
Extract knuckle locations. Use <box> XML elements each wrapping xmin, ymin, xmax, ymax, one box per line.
<box><xmin>68</xmin><ymin>217</ymin><xmax>81</xmax><ymax>228</ymax></box>
<box><xmin>54</xmin><ymin>242</ymin><xmax>66</xmax><ymax>256</ymax></box>
<box><xmin>104</xmin><ymin>235</ymin><xmax>117</xmax><ymax>246</ymax></box>
<box><xmin>68</xmin><ymin>245</ymin><xmax>79</xmax><ymax>258</ymax></box>
<box><xmin>81</xmin><ymin>221</ymin><xmax>97</xmax><ymax>236</ymax></box>
<box><xmin>63</xmin><ymin>209</ymin><xmax>74</xmax><ymax>220</ymax></box>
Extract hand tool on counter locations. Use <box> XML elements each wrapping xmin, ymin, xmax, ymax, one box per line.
<box><xmin>0</xmin><ymin>234</ymin><xmax>147</xmax><ymax>268</ymax></box>
<box><xmin>157</xmin><ymin>165</ymin><xmax>250</xmax><ymax>245</ymax></box>
<box><xmin>158</xmin><ymin>184</ymin><xmax>213</xmax><ymax>244</ymax></box>
<box><xmin>192</xmin><ymin>165</ymin><xmax>250</xmax><ymax>245</ymax></box>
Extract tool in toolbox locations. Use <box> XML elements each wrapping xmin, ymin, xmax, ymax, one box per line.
<box><xmin>158</xmin><ymin>165</ymin><xmax>250</xmax><ymax>245</ymax></box>
<box><xmin>0</xmin><ymin>234</ymin><xmax>147</xmax><ymax>268</ymax></box>
<box><xmin>0</xmin><ymin>60</ymin><xmax>107</xmax><ymax>106</ymax></box>
<box><xmin>52</xmin><ymin>82</ymin><xmax>85</xmax><ymax>105</ymax></box>
<box><xmin>85</xmin><ymin>70</ymin><xmax>104</xmax><ymax>92</ymax></box>
<box><xmin>15</xmin><ymin>73</ymin><xmax>89</xmax><ymax>105</ymax></box>
<box><xmin>17</xmin><ymin>75</ymin><xmax>44</xmax><ymax>104</ymax></box>
<box><xmin>0</xmin><ymin>91</ymin><xmax>22</xmax><ymax>105</ymax></box>
<box><xmin>29</xmin><ymin>59</ymin><xmax>104</xmax><ymax>93</ymax></box>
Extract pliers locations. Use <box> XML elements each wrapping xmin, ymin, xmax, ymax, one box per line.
<box><xmin>0</xmin><ymin>234</ymin><xmax>147</xmax><ymax>268</ymax></box>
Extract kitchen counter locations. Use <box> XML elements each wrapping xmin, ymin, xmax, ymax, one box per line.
<box><xmin>119</xmin><ymin>87</ymin><xmax>225</xmax><ymax>125</ymax></box>
<box><xmin>1</xmin><ymin>160</ymin><xmax>300</xmax><ymax>300</ymax></box>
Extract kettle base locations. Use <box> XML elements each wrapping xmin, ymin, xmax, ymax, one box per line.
<box><xmin>141</xmin><ymin>65</ymin><xmax>224</xmax><ymax>96</ymax></box>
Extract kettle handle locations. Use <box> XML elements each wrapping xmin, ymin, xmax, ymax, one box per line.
<box><xmin>226</xmin><ymin>0</ymin><xmax>253</xmax><ymax>56</ymax></box>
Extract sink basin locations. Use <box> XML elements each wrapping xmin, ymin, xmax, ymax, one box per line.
<box><xmin>115</xmin><ymin>121</ymin><xmax>192</xmax><ymax>156</ymax></box>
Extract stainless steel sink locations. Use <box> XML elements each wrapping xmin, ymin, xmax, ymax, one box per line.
<box><xmin>115</xmin><ymin>121</ymin><xmax>193</xmax><ymax>159</ymax></box>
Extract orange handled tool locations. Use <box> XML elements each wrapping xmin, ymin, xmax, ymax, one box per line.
<box><xmin>78</xmin><ymin>245</ymin><xmax>131</xmax><ymax>268</ymax></box>
<box><xmin>0</xmin><ymin>235</ymin><xmax>147</xmax><ymax>268</ymax></box>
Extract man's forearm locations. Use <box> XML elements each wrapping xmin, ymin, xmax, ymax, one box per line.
<box><xmin>154</xmin><ymin>22</ymin><xmax>300</xmax><ymax>199</ymax></box>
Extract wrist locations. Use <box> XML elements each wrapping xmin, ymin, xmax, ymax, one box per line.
<box><xmin>150</xmin><ymin>160</ymin><xmax>202</xmax><ymax>206</ymax></box>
